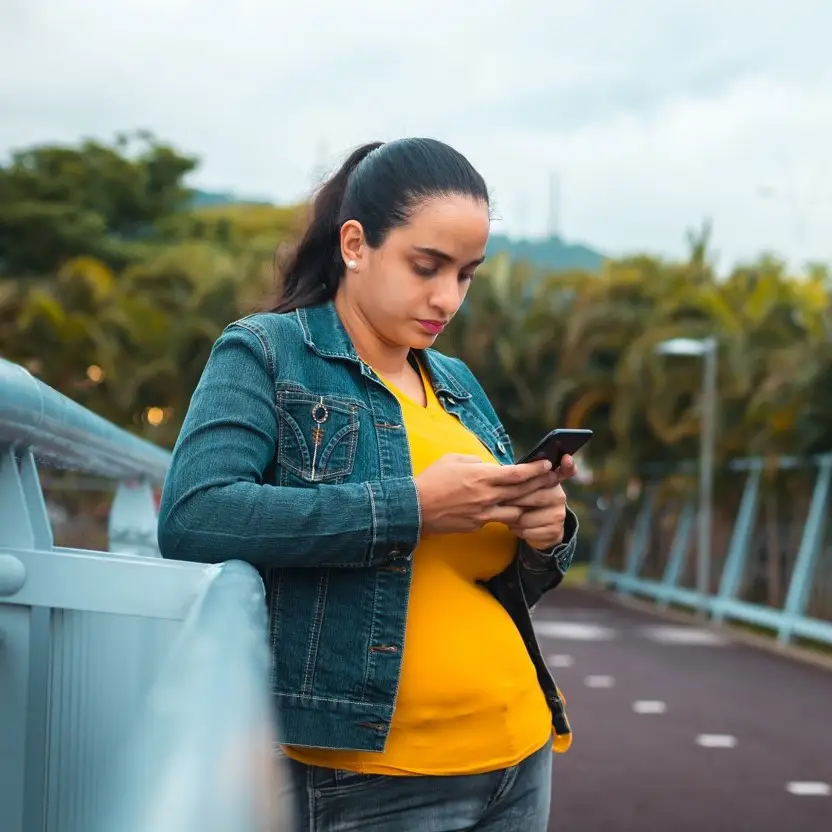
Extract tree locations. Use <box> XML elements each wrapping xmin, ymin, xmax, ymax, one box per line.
<box><xmin>0</xmin><ymin>131</ymin><xmax>198</xmax><ymax>276</ymax></box>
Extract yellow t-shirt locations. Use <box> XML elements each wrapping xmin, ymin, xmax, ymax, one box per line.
<box><xmin>284</xmin><ymin>360</ymin><xmax>554</xmax><ymax>775</ymax></box>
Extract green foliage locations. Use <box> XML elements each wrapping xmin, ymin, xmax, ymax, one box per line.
<box><xmin>443</xmin><ymin>230</ymin><xmax>832</xmax><ymax>483</ymax></box>
<box><xmin>1</xmin><ymin>132</ymin><xmax>830</xmax><ymax>479</ymax></box>
<box><xmin>0</xmin><ymin>131</ymin><xmax>198</xmax><ymax>275</ymax></box>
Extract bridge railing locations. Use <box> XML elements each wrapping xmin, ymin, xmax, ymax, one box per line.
<box><xmin>589</xmin><ymin>453</ymin><xmax>832</xmax><ymax>647</ymax></box>
<box><xmin>0</xmin><ymin>357</ymin><xmax>289</xmax><ymax>832</ymax></box>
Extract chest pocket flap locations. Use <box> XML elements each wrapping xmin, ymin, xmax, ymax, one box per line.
<box><xmin>275</xmin><ymin>388</ymin><xmax>361</xmax><ymax>483</ymax></box>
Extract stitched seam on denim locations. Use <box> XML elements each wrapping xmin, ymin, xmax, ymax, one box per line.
<box><xmin>306</xmin><ymin>765</ymin><xmax>317</xmax><ymax>832</ymax></box>
<box><xmin>295</xmin><ymin>307</ymin><xmax>312</xmax><ymax>347</ymax></box>
<box><xmin>481</xmin><ymin>765</ymin><xmax>519</xmax><ymax>816</ymax></box>
<box><xmin>268</xmin><ymin>569</ymin><xmax>283</xmax><ymax>692</ymax></box>
<box><xmin>301</xmin><ymin>571</ymin><xmax>329</xmax><ymax>696</ymax></box>
<box><xmin>365</xmin><ymin>482</ymin><xmax>378</xmax><ymax>565</ymax></box>
<box><xmin>360</xmin><ymin>570</ymin><xmax>382</xmax><ymax>700</ymax></box>
<box><xmin>411</xmin><ymin>476</ymin><xmax>423</xmax><ymax>548</ymax></box>
<box><xmin>522</xmin><ymin>539</ymin><xmax>573</xmax><ymax>573</ymax></box>
<box><xmin>274</xmin><ymin>692</ymin><xmax>394</xmax><ymax>708</ymax></box>
<box><xmin>231</xmin><ymin>320</ymin><xmax>276</xmax><ymax>380</ymax></box>
<box><xmin>317</xmin><ymin>772</ymin><xmax>389</xmax><ymax>796</ymax></box>
<box><xmin>275</xmin><ymin>398</ymin><xmax>312</xmax><ymax>474</ymax></box>
<box><xmin>317</xmin><ymin>422</ymin><xmax>360</xmax><ymax>479</ymax></box>
<box><xmin>275</xmin><ymin>384</ymin><xmax>369</xmax><ymax>413</ymax></box>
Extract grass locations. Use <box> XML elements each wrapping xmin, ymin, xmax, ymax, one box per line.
<box><xmin>563</xmin><ymin>562</ymin><xmax>590</xmax><ymax>586</ymax></box>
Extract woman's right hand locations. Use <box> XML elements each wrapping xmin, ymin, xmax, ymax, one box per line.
<box><xmin>414</xmin><ymin>454</ymin><xmax>557</xmax><ymax>535</ymax></box>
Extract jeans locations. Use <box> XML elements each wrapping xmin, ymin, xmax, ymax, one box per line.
<box><xmin>279</xmin><ymin>740</ymin><xmax>553</xmax><ymax>831</ymax></box>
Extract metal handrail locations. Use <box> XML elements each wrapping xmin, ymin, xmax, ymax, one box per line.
<box><xmin>0</xmin><ymin>357</ymin><xmax>170</xmax><ymax>482</ymax></box>
<box><xmin>92</xmin><ymin>559</ymin><xmax>290</xmax><ymax>832</ymax></box>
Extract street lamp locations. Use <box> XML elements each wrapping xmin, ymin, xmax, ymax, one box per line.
<box><xmin>655</xmin><ymin>336</ymin><xmax>718</xmax><ymax>615</ymax></box>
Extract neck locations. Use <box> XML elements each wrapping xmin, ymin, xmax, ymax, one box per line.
<box><xmin>333</xmin><ymin>291</ymin><xmax>410</xmax><ymax>375</ymax></box>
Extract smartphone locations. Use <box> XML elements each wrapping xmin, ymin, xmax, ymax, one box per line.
<box><xmin>517</xmin><ymin>428</ymin><xmax>593</xmax><ymax>467</ymax></box>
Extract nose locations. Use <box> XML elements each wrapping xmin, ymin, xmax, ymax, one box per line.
<box><xmin>428</xmin><ymin>273</ymin><xmax>464</xmax><ymax>318</ymax></box>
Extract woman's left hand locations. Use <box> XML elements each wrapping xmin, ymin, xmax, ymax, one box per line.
<box><xmin>506</xmin><ymin>454</ymin><xmax>578</xmax><ymax>549</ymax></box>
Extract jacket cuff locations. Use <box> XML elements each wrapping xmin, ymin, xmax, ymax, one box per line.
<box><xmin>520</xmin><ymin>506</ymin><xmax>579</xmax><ymax>574</ymax></box>
<box><xmin>365</xmin><ymin>477</ymin><xmax>422</xmax><ymax>564</ymax></box>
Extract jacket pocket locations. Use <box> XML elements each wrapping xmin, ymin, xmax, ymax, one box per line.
<box><xmin>275</xmin><ymin>387</ymin><xmax>361</xmax><ymax>483</ymax></box>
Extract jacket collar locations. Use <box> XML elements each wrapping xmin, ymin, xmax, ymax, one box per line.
<box><xmin>295</xmin><ymin>301</ymin><xmax>471</xmax><ymax>401</ymax></box>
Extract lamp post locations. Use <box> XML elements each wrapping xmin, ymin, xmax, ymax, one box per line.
<box><xmin>655</xmin><ymin>337</ymin><xmax>718</xmax><ymax>616</ymax></box>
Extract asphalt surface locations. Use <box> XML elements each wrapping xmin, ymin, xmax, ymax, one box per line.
<box><xmin>534</xmin><ymin>587</ymin><xmax>832</xmax><ymax>832</ymax></box>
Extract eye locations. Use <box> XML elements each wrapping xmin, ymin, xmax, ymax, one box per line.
<box><xmin>459</xmin><ymin>271</ymin><xmax>476</xmax><ymax>283</ymax></box>
<box><xmin>413</xmin><ymin>262</ymin><xmax>438</xmax><ymax>277</ymax></box>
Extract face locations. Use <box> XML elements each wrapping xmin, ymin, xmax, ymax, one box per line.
<box><xmin>339</xmin><ymin>194</ymin><xmax>489</xmax><ymax>349</ymax></box>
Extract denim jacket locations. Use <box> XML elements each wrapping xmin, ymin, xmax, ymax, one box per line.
<box><xmin>157</xmin><ymin>301</ymin><xmax>578</xmax><ymax>752</ymax></box>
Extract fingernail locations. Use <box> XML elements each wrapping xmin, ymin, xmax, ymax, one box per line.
<box><xmin>543</xmin><ymin>460</ymin><xmax>553</xmax><ymax>470</ymax></box>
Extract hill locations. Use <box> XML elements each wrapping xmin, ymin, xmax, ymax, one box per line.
<box><xmin>486</xmin><ymin>233</ymin><xmax>605</xmax><ymax>272</ymax></box>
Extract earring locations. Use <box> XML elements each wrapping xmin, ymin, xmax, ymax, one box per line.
<box><xmin>346</xmin><ymin>259</ymin><xmax>357</xmax><ymax>271</ymax></box>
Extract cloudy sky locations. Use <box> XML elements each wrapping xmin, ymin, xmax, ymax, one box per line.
<box><xmin>2</xmin><ymin>0</ymin><xmax>832</xmax><ymax>270</ymax></box>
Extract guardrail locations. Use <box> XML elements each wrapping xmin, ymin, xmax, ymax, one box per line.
<box><xmin>0</xmin><ymin>358</ymin><xmax>287</xmax><ymax>831</ymax></box>
<box><xmin>0</xmin><ymin>356</ymin><xmax>168</xmax><ymax>557</ymax></box>
<box><xmin>91</xmin><ymin>559</ymin><xmax>291</xmax><ymax>832</ymax></box>
<box><xmin>589</xmin><ymin>453</ymin><xmax>832</xmax><ymax>647</ymax></box>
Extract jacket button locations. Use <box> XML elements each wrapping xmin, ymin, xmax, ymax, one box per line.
<box><xmin>497</xmin><ymin>441</ymin><xmax>506</xmax><ymax>454</ymax></box>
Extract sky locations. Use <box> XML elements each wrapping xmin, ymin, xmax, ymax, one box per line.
<box><xmin>2</xmin><ymin>0</ymin><xmax>832</xmax><ymax>271</ymax></box>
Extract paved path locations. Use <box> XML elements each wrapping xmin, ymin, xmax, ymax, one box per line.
<box><xmin>534</xmin><ymin>587</ymin><xmax>832</xmax><ymax>831</ymax></box>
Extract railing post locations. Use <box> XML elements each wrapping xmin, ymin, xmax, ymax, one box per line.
<box><xmin>617</xmin><ymin>483</ymin><xmax>656</xmax><ymax>595</ymax></box>
<box><xmin>588</xmin><ymin>499</ymin><xmax>623</xmax><ymax>584</ymax></box>
<box><xmin>657</xmin><ymin>497</ymin><xmax>695</xmax><ymax>609</ymax></box>
<box><xmin>109</xmin><ymin>481</ymin><xmax>161</xmax><ymax>558</ymax></box>
<box><xmin>711</xmin><ymin>461</ymin><xmax>763</xmax><ymax>623</ymax></box>
<box><xmin>0</xmin><ymin>446</ymin><xmax>52</xmax><ymax>832</ymax></box>
<box><xmin>777</xmin><ymin>455</ymin><xmax>832</xmax><ymax>646</ymax></box>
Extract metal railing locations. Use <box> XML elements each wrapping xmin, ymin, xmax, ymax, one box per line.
<box><xmin>0</xmin><ymin>357</ymin><xmax>288</xmax><ymax>832</ymax></box>
<box><xmin>589</xmin><ymin>454</ymin><xmax>832</xmax><ymax>647</ymax></box>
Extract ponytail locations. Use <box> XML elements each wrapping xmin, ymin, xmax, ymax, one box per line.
<box><xmin>272</xmin><ymin>141</ymin><xmax>383</xmax><ymax>313</ymax></box>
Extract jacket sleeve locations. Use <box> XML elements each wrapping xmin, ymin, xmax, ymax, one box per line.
<box><xmin>157</xmin><ymin>323</ymin><xmax>421</xmax><ymax>569</ymax></box>
<box><xmin>517</xmin><ymin>508</ymin><xmax>580</xmax><ymax>608</ymax></box>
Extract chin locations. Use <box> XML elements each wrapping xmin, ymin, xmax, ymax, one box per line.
<box><xmin>411</xmin><ymin>331</ymin><xmax>439</xmax><ymax>348</ymax></box>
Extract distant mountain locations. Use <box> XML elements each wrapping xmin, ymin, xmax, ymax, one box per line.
<box><xmin>188</xmin><ymin>189</ymin><xmax>270</xmax><ymax>209</ymax></box>
<box><xmin>188</xmin><ymin>191</ymin><xmax>606</xmax><ymax>272</ymax></box>
<box><xmin>487</xmin><ymin>234</ymin><xmax>605</xmax><ymax>272</ymax></box>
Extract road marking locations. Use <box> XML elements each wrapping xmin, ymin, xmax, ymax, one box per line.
<box><xmin>786</xmin><ymin>782</ymin><xmax>830</xmax><ymax>796</ymax></box>
<box><xmin>633</xmin><ymin>700</ymin><xmax>667</xmax><ymax>714</ymax></box>
<box><xmin>585</xmin><ymin>675</ymin><xmax>615</xmax><ymax>688</ymax></box>
<box><xmin>547</xmin><ymin>654</ymin><xmax>574</xmax><ymax>668</ymax></box>
<box><xmin>534</xmin><ymin>622</ymin><xmax>617</xmax><ymax>641</ymax></box>
<box><xmin>642</xmin><ymin>625</ymin><xmax>727</xmax><ymax>646</ymax></box>
<box><xmin>540</xmin><ymin>607</ymin><xmax>610</xmax><ymax>619</ymax></box>
<box><xmin>696</xmin><ymin>734</ymin><xmax>737</xmax><ymax>748</ymax></box>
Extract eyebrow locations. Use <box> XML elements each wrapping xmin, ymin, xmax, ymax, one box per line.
<box><xmin>412</xmin><ymin>246</ymin><xmax>486</xmax><ymax>267</ymax></box>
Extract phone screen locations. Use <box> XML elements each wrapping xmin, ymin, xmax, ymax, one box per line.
<box><xmin>518</xmin><ymin>429</ymin><xmax>593</xmax><ymax>466</ymax></box>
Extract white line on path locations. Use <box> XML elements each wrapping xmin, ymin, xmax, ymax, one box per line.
<box><xmin>633</xmin><ymin>700</ymin><xmax>667</xmax><ymax>714</ymax></box>
<box><xmin>696</xmin><ymin>734</ymin><xmax>737</xmax><ymax>748</ymax></box>
<box><xmin>547</xmin><ymin>654</ymin><xmax>574</xmax><ymax>668</ymax></box>
<box><xmin>786</xmin><ymin>782</ymin><xmax>831</xmax><ymax>797</ymax></box>
<box><xmin>584</xmin><ymin>675</ymin><xmax>615</xmax><ymax>688</ymax></box>
<box><xmin>642</xmin><ymin>625</ymin><xmax>727</xmax><ymax>646</ymax></box>
<box><xmin>534</xmin><ymin>622</ymin><xmax>617</xmax><ymax>641</ymax></box>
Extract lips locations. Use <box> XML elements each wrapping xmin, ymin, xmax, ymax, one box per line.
<box><xmin>418</xmin><ymin>320</ymin><xmax>447</xmax><ymax>335</ymax></box>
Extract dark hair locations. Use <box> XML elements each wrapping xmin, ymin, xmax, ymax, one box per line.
<box><xmin>272</xmin><ymin>137</ymin><xmax>489</xmax><ymax>313</ymax></box>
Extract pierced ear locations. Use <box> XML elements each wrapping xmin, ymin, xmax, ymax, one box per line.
<box><xmin>340</xmin><ymin>219</ymin><xmax>364</xmax><ymax>271</ymax></box>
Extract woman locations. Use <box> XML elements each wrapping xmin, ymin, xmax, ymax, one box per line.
<box><xmin>158</xmin><ymin>137</ymin><xmax>580</xmax><ymax>831</ymax></box>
